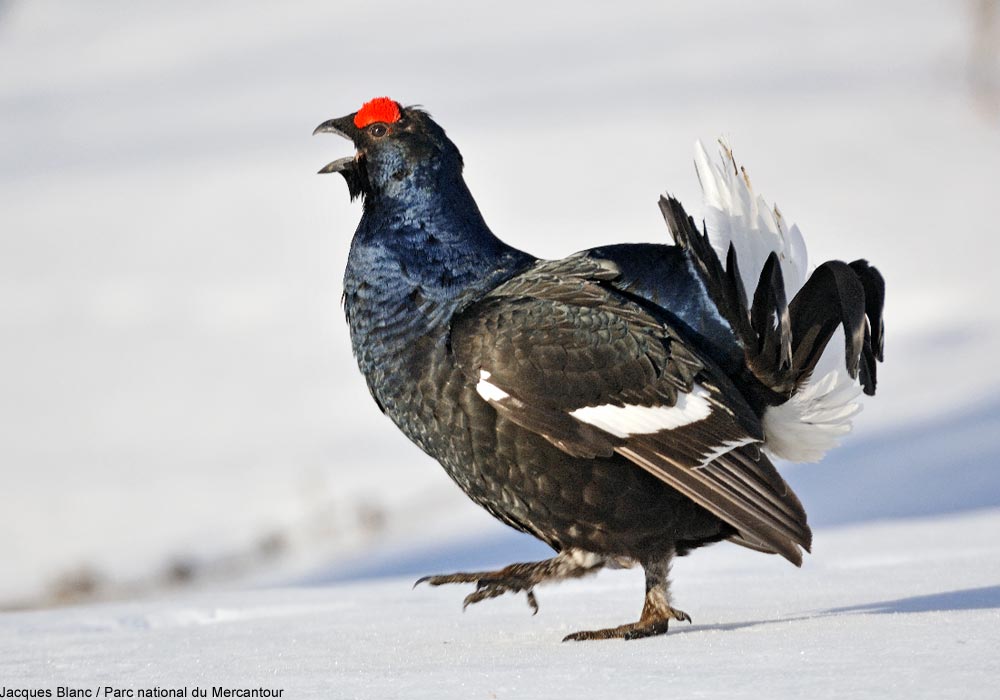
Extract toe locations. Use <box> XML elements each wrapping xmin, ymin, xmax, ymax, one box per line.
<box><xmin>670</xmin><ymin>608</ymin><xmax>692</xmax><ymax>623</ymax></box>
<box><xmin>562</xmin><ymin>624</ymin><xmax>630</xmax><ymax>641</ymax></box>
<box><xmin>623</xmin><ymin>621</ymin><xmax>671</xmax><ymax>640</ymax></box>
<box><xmin>526</xmin><ymin>589</ymin><xmax>539</xmax><ymax>615</ymax></box>
<box><xmin>413</xmin><ymin>572</ymin><xmax>482</xmax><ymax>587</ymax></box>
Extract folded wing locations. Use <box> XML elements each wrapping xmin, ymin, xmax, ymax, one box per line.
<box><xmin>450</xmin><ymin>256</ymin><xmax>811</xmax><ymax>564</ymax></box>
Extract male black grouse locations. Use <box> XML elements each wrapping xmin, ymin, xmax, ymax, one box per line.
<box><xmin>314</xmin><ymin>97</ymin><xmax>885</xmax><ymax>641</ymax></box>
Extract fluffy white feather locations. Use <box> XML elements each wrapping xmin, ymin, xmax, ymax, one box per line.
<box><xmin>762</xmin><ymin>326</ymin><xmax>865</xmax><ymax>462</ymax></box>
<box><xmin>693</xmin><ymin>141</ymin><xmax>863</xmax><ymax>463</ymax></box>
<box><xmin>694</xmin><ymin>140</ymin><xmax>809</xmax><ymax>301</ymax></box>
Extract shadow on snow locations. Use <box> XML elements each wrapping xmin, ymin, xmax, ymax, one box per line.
<box><xmin>672</xmin><ymin>584</ymin><xmax>1000</xmax><ymax>635</ymax></box>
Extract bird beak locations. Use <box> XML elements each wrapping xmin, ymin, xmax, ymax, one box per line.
<box><xmin>313</xmin><ymin>114</ymin><xmax>360</xmax><ymax>175</ymax></box>
<box><xmin>316</xmin><ymin>156</ymin><xmax>356</xmax><ymax>175</ymax></box>
<box><xmin>313</xmin><ymin>113</ymin><xmax>370</xmax><ymax>199</ymax></box>
<box><xmin>313</xmin><ymin>114</ymin><xmax>357</xmax><ymax>138</ymax></box>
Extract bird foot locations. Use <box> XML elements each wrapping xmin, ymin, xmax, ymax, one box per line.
<box><xmin>464</xmin><ymin>577</ymin><xmax>540</xmax><ymax>613</ymax></box>
<box><xmin>414</xmin><ymin>550</ymin><xmax>606</xmax><ymax>616</ymax></box>
<box><xmin>562</xmin><ymin>606</ymin><xmax>691</xmax><ymax>642</ymax></box>
<box><xmin>415</xmin><ymin>571</ymin><xmax>539</xmax><ymax>613</ymax></box>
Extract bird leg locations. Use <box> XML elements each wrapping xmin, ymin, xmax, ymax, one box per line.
<box><xmin>414</xmin><ymin>548</ymin><xmax>605</xmax><ymax>614</ymax></box>
<box><xmin>563</xmin><ymin>552</ymin><xmax>690</xmax><ymax>641</ymax></box>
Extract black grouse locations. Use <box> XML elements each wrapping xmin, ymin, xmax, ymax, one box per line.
<box><xmin>314</xmin><ymin>97</ymin><xmax>885</xmax><ymax>641</ymax></box>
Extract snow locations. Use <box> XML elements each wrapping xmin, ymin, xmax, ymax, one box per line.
<box><xmin>1</xmin><ymin>0</ymin><xmax>1000</xmax><ymax>695</ymax></box>
<box><xmin>3</xmin><ymin>509</ymin><xmax>999</xmax><ymax>698</ymax></box>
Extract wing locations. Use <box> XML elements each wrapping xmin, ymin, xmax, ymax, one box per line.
<box><xmin>450</xmin><ymin>255</ymin><xmax>811</xmax><ymax>564</ymax></box>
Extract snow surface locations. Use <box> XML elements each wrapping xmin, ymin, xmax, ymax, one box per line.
<box><xmin>3</xmin><ymin>509</ymin><xmax>999</xmax><ymax>699</ymax></box>
<box><xmin>2</xmin><ymin>0</ymin><xmax>1000</xmax><ymax>696</ymax></box>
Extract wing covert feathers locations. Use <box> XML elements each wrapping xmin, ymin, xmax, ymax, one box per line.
<box><xmin>452</xmin><ymin>257</ymin><xmax>811</xmax><ymax>564</ymax></box>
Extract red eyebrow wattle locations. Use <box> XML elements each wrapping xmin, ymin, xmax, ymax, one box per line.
<box><xmin>354</xmin><ymin>97</ymin><xmax>402</xmax><ymax>128</ymax></box>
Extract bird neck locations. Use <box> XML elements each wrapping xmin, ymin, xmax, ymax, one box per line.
<box><xmin>342</xmin><ymin>162</ymin><xmax>533</xmax><ymax>411</ymax></box>
<box><xmin>348</xmin><ymin>161</ymin><xmax>531</xmax><ymax>301</ymax></box>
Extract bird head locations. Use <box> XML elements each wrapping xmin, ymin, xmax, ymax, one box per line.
<box><xmin>314</xmin><ymin>97</ymin><xmax>462</xmax><ymax>201</ymax></box>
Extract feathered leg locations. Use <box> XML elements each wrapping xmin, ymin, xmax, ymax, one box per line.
<box><xmin>563</xmin><ymin>551</ymin><xmax>690</xmax><ymax>641</ymax></box>
<box><xmin>415</xmin><ymin>548</ymin><xmax>605</xmax><ymax>614</ymax></box>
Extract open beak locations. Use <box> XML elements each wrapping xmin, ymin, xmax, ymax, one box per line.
<box><xmin>316</xmin><ymin>155</ymin><xmax>356</xmax><ymax>175</ymax></box>
<box><xmin>313</xmin><ymin>114</ymin><xmax>360</xmax><ymax>174</ymax></box>
<box><xmin>313</xmin><ymin>113</ymin><xmax>369</xmax><ymax>199</ymax></box>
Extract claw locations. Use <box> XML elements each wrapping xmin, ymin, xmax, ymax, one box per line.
<box><xmin>526</xmin><ymin>589</ymin><xmax>539</xmax><ymax>615</ymax></box>
<box><xmin>413</xmin><ymin>572</ymin><xmax>482</xmax><ymax>588</ymax></box>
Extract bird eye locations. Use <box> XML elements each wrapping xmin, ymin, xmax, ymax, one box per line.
<box><xmin>369</xmin><ymin>124</ymin><xmax>388</xmax><ymax>137</ymax></box>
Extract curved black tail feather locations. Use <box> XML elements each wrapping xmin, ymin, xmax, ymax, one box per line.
<box><xmin>849</xmin><ymin>259</ymin><xmax>886</xmax><ymax>395</ymax></box>
<box><xmin>659</xmin><ymin>195</ymin><xmax>885</xmax><ymax>403</ymax></box>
